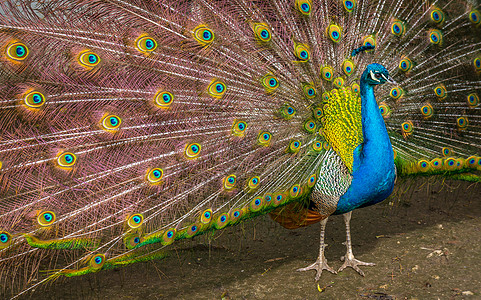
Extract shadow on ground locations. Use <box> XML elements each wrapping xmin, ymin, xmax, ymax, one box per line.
<box><xmin>21</xmin><ymin>180</ymin><xmax>481</xmax><ymax>299</ymax></box>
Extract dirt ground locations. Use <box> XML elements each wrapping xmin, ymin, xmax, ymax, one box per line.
<box><xmin>22</xmin><ymin>180</ymin><xmax>481</xmax><ymax>299</ymax></box>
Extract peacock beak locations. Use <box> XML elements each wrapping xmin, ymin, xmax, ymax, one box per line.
<box><xmin>382</xmin><ymin>74</ymin><xmax>397</xmax><ymax>85</ymax></box>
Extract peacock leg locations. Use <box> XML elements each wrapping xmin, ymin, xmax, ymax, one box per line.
<box><xmin>297</xmin><ymin>217</ymin><xmax>336</xmax><ymax>280</ymax></box>
<box><xmin>338</xmin><ymin>211</ymin><xmax>375</xmax><ymax>275</ymax></box>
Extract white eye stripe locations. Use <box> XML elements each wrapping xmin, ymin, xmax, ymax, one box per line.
<box><xmin>370</xmin><ymin>70</ymin><xmax>380</xmax><ymax>82</ymax></box>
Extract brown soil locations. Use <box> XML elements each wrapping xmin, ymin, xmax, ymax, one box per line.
<box><xmin>22</xmin><ymin>180</ymin><xmax>481</xmax><ymax>299</ymax></box>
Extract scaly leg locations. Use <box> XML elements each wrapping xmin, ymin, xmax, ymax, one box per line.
<box><xmin>338</xmin><ymin>211</ymin><xmax>375</xmax><ymax>276</ymax></box>
<box><xmin>297</xmin><ymin>217</ymin><xmax>336</xmax><ymax>280</ymax></box>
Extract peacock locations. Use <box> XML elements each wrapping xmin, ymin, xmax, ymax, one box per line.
<box><xmin>0</xmin><ymin>0</ymin><xmax>480</xmax><ymax>298</ymax></box>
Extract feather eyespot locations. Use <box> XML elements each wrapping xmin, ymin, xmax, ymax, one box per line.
<box><xmin>351</xmin><ymin>83</ymin><xmax>360</xmax><ymax>94</ymax></box>
<box><xmin>288</xmin><ymin>140</ymin><xmax>301</xmax><ymax>153</ymax></box>
<box><xmin>78</xmin><ymin>51</ymin><xmax>100</xmax><ymax>67</ymax></box>
<box><xmin>57</xmin><ymin>152</ymin><xmax>76</xmax><ymax>168</ymax></box>
<box><xmin>401</xmin><ymin>121</ymin><xmax>413</xmax><ymax>138</ymax></box>
<box><xmin>434</xmin><ymin>84</ymin><xmax>447</xmax><ymax>100</ymax></box>
<box><xmin>232</xmin><ymin>120</ymin><xmax>247</xmax><ymax>136</ymax></box>
<box><xmin>90</xmin><ymin>254</ymin><xmax>106</xmax><ymax>269</ymax></box>
<box><xmin>230</xmin><ymin>209</ymin><xmax>243</xmax><ymax>222</ymax></box>
<box><xmin>273</xmin><ymin>193</ymin><xmax>285</xmax><ymax>206</ymax></box>
<box><xmin>207</xmin><ymin>80</ymin><xmax>226</xmax><ymax>99</ymax></box>
<box><xmin>442</xmin><ymin>147</ymin><xmax>453</xmax><ymax>157</ymax></box>
<box><xmin>214</xmin><ymin>213</ymin><xmax>229</xmax><ymax>229</ymax></box>
<box><xmin>6</xmin><ymin>42</ymin><xmax>29</xmax><ymax>61</ymax></box>
<box><xmin>342</xmin><ymin>60</ymin><xmax>355</xmax><ymax>76</ymax></box>
<box><xmin>162</xmin><ymin>229</ymin><xmax>176</xmax><ymax>245</ymax></box>
<box><xmin>281</xmin><ymin>104</ymin><xmax>296</xmax><ymax>119</ymax></box>
<box><xmin>0</xmin><ymin>231</ymin><xmax>12</xmax><ymax>249</ymax></box>
<box><xmin>362</xmin><ymin>36</ymin><xmax>376</xmax><ymax>51</ymax></box>
<box><xmin>136</xmin><ymin>36</ymin><xmax>157</xmax><ymax>53</ymax></box>
<box><xmin>294</xmin><ymin>44</ymin><xmax>310</xmax><ymax>61</ymax></box>
<box><xmin>154</xmin><ymin>91</ymin><xmax>174</xmax><ymax>108</ymax></box>
<box><xmin>249</xmin><ymin>197</ymin><xmax>263</xmax><ymax>212</ymax></box>
<box><xmin>312</xmin><ymin>141</ymin><xmax>323</xmax><ymax>151</ymax></box>
<box><xmin>428</xmin><ymin>29</ymin><xmax>443</xmax><ymax>45</ymax></box>
<box><xmin>333</xmin><ymin>77</ymin><xmax>344</xmax><ymax>88</ymax></box>
<box><xmin>248</xmin><ymin>176</ymin><xmax>260</xmax><ymax>189</ymax></box>
<box><xmin>193</xmin><ymin>25</ymin><xmax>214</xmax><ymax>46</ymax></box>
<box><xmin>258</xmin><ymin>131</ymin><xmax>272</xmax><ymax>145</ymax></box>
<box><xmin>289</xmin><ymin>184</ymin><xmax>301</xmax><ymax>198</ymax></box>
<box><xmin>420</xmin><ymin>103</ymin><xmax>433</xmax><ymax>119</ymax></box>
<box><xmin>327</xmin><ymin>24</ymin><xmax>342</xmax><ymax>42</ymax></box>
<box><xmin>24</xmin><ymin>91</ymin><xmax>46</xmax><ymax>108</ymax></box>
<box><xmin>391</xmin><ymin>20</ymin><xmax>406</xmax><ymax>36</ymax></box>
<box><xmin>469</xmin><ymin>10</ymin><xmax>480</xmax><ymax>24</ymax></box>
<box><xmin>399</xmin><ymin>57</ymin><xmax>413</xmax><ymax>72</ymax></box>
<box><xmin>307</xmin><ymin>174</ymin><xmax>317</xmax><ymax>188</ymax></box>
<box><xmin>264</xmin><ymin>194</ymin><xmax>273</xmax><ymax>205</ymax></box>
<box><xmin>474</xmin><ymin>57</ymin><xmax>481</xmax><ymax>72</ymax></box>
<box><xmin>200</xmin><ymin>209</ymin><xmax>212</xmax><ymax>224</ymax></box>
<box><xmin>457</xmin><ymin>117</ymin><xmax>468</xmax><ymax>130</ymax></box>
<box><xmin>389</xmin><ymin>87</ymin><xmax>403</xmax><ymax>99</ymax></box>
<box><xmin>417</xmin><ymin>160</ymin><xmax>431</xmax><ymax>172</ymax></box>
<box><xmin>261</xmin><ymin>74</ymin><xmax>279</xmax><ymax>91</ymax></box>
<box><xmin>185</xmin><ymin>143</ymin><xmax>201</xmax><ymax>159</ymax></box>
<box><xmin>304</xmin><ymin>119</ymin><xmax>317</xmax><ymax>133</ymax></box>
<box><xmin>467</xmin><ymin>93</ymin><xmax>479</xmax><ymax>107</ymax></box>
<box><xmin>223</xmin><ymin>174</ymin><xmax>236</xmax><ymax>190</ymax></box>
<box><xmin>444</xmin><ymin>157</ymin><xmax>457</xmax><ymax>171</ymax></box>
<box><xmin>430</xmin><ymin>9</ymin><xmax>445</xmax><ymax>23</ymax></box>
<box><xmin>101</xmin><ymin>115</ymin><xmax>121</xmax><ymax>131</ymax></box>
<box><xmin>147</xmin><ymin>168</ymin><xmax>163</xmax><ymax>184</ymax></box>
<box><xmin>321</xmin><ymin>66</ymin><xmax>334</xmax><ymax>81</ymax></box>
<box><xmin>253</xmin><ymin>23</ymin><xmax>271</xmax><ymax>42</ymax></box>
<box><xmin>296</xmin><ymin>0</ymin><xmax>312</xmax><ymax>15</ymax></box>
<box><xmin>313</xmin><ymin>107</ymin><xmax>323</xmax><ymax>120</ymax></box>
<box><xmin>343</xmin><ymin>0</ymin><xmax>356</xmax><ymax>12</ymax></box>
<box><xmin>127</xmin><ymin>214</ymin><xmax>144</xmax><ymax>229</ymax></box>
<box><xmin>430</xmin><ymin>158</ymin><xmax>443</xmax><ymax>170</ymax></box>
<box><xmin>37</xmin><ymin>211</ymin><xmax>56</xmax><ymax>226</ymax></box>
<box><xmin>303</xmin><ymin>84</ymin><xmax>316</xmax><ymax>98</ymax></box>
<box><xmin>379</xmin><ymin>103</ymin><xmax>391</xmax><ymax>118</ymax></box>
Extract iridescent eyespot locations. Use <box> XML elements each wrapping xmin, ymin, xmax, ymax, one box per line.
<box><xmin>24</xmin><ymin>91</ymin><xmax>46</xmax><ymax>108</ymax></box>
<box><xmin>466</xmin><ymin>156</ymin><xmax>478</xmax><ymax>168</ymax></box>
<box><xmin>127</xmin><ymin>214</ymin><xmax>144</xmax><ymax>229</ymax></box>
<box><xmin>253</xmin><ymin>23</ymin><xmax>271</xmax><ymax>42</ymax></box>
<box><xmin>186</xmin><ymin>224</ymin><xmax>200</xmax><ymax>237</ymax></box>
<box><xmin>288</xmin><ymin>140</ymin><xmax>301</xmax><ymax>153</ymax></box>
<box><xmin>379</xmin><ymin>103</ymin><xmax>391</xmax><ymax>118</ymax></box>
<box><xmin>193</xmin><ymin>25</ymin><xmax>215</xmax><ymax>46</ymax></box>
<box><xmin>208</xmin><ymin>80</ymin><xmax>226</xmax><ymax>99</ymax></box>
<box><xmin>342</xmin><ymin>60</ymin><xmax>355</xmax><ymax>76</ymax></box>
<box><xmin>333</xmin><ymin>77</ymin><xmax>344</xmax><ymax>88</ymax></box>
<box><xmin>313</xmin><ymin>107</ymin><xmax>323</xmax><ymax>120</ymax></box>
<box><xmin>323</xmin><ymin>141</ymin><xmax>331</xmax><ymax>150</ymax></box>
<box><xmin>162</xmin><ymin>229</ymin><xmax>176</xmax><ymax>245</ymax></box>
<box><xmin>312</xmin><ymin>141</ymin><xmax>323</xmax><ymax>151</ymax></box>
<box><xmin>249</xmin><ymin>197</ymin><xmax>263</xmax><ymax>212</ymax></box>
<box><xmin>224</xmin><ymin>174</ymin><xmax>236</xmax><ymax>190</ymax></box>
<box><xmin>296</xmin><ymin>0</ymin><xmax>312</xmax><ymax>15</ymax></box>
<box><xmin>57</xmin><ymin>152</ymin><xmax>76</xmax><ymax>168</ymax></box>
<box><xmin>467</xmin><ymin>93</ymin><xmax>479</xmax><ymax>107</ymax></box>
<box><xmin>185</xmin><ymin>143</ymin><xmax>201</xmax><ymax>158</ymax></box>
<box><xmin>230</xmin><ymin>209</ymin><xmax>243</xmax><ymax>222</ymax></box>
<box><xmin>6</xmin><ymin>42</ymin><xmax>29</xmax><ymax>61</ymax></box>
<box><xmin>37</xmin><ymin>211</ymin><xmax>56</xmax><ymax>226</ymax></box>
<box><xmin>442</xmin><ymin>147</ymin><xmax>453</xmax><ymax>157</ymax></box>
<box><xmin>281</xmin><ymin>104</ymin><xmax>296</xmax><ymax>119</ymax></box>
<box><xmin>90</xmin><ymin>254</ymin><xmax>106</xmax><ymax>269</ymax></box>
<box><xmin>401</xmin><ymin>121</ymin><xmax>413</xmax><ymax>137</ymax></box>
<box><xmin>399</xmin><ymin>57</ymin><xmax>413</xmax><ymax>72</ymax></box>
<box><xmin>154</xmin><ymin>91</ymin><xmax>174</xmax><ymax>108</ymax></box>
<box><xmin>428</xmin><ymin>29</ymin><xmax>443</xmax><ymax>45</ymax></box>
<box><xmin>200</xmin><ymin>209</ymin><xmax>212</xmax><ymax>224</ymax></box>
<box><xmin>248</xmin><ymin>176</ymin><xmax>260</xmax><ymax>189</ymax></box>
<box><xmin>126</xmin><ymin>235</ymin><xmax>142</xmax><ymax>248</ymax></box>
<box><xmin>417</xmin><ymin>160</ymin><xmax>431</xmax><ymax>172</ymax></box>
<box><xmin>215</xmin><ymin>213</ymin><xmax>229</xmax><ymax>229</ymax></box>
<box><xmin>343</xmin><ymin>0</ymin><xmax>356</xmax><ymax>12</ymax></box>
<box><xmin>264</xmin><ymin>194</ymin><xmax>273</xmax><ymax>204</ymax></box>
<box><xmin>303</xmin><ymin>84</ymin><xmax>316</xmax><ymax>98</ymax></box>
<box><xmin>261</xmin><ymin>74</ymin><xmax>279</xmax><ymax>91</ymax></box>
<box><xmin>474</xmin><ymin>57</ymin><xmax>481</xmax><ymax>72</ymax></box>
<box><xmin>430</xmin><ymin>158</ymin><xmax>443</xmax><ymax>170</ymax></box>
<box><xmin>457</xmin><ymin>116</ymin><xmax>468</xmax><ymax>130</ymax></box>
<box><xmin>322</xmin><ymin>92</ymin><xmax>330</xmax><ymax>101</ymax></box>
<box><xmin>289</xmin><ymin>184</ymin><xmax>301</xmax><ymax>198</ymax></box>
<box><xmin>101</xmin><ymin>114</ymin><xmax>121</xmax><ymax>130</ymax></box>
<box><xmin>258</xmin><ymin>131</ymin><xmax>272</xmax><ymax>145</ymax></box>
<box><xmin>78</xmin><ymin>51</ymin><xmax>100</xmax><ymax>67</ymax></box>
<box><xmin>304</xmin><ymin>119</ymin><xmax>317</xmax><ymax>133</ymax></box>
<box><xmin>294</xmin><ymin>44</ymin><xmax>310</xmax><ymax>61</ymax></box>
<box><xmin>273</xmin><ymin>193</ymin><xmax>285</xmax><ymax>206</ymax></box>
<box><xmin>327</xmin><ymin>24</ymin><xmax>342</xmax><ymax>42</ymax></box>
<box><xmin>351</xmin><ymin>83</ymin><xmax>360</xmax><ymax>94</ymax></box>
<box><xmin>420</xmin><ymin>103</ymin><xmax>433</xmax><ymax>119</ymax></box>
<box><xmin>232</xmin><ymin>120</ymin><xmax>247</xmax><ymax>136</ymax></box>
<box><xmin>389</xmin><ymin>87</ymin><xmax>403</xmax><ymax>99</ymax></box>
<box><xmin>147</xmin><ymin>168</ymin><xmax>163</xmax><ymax>183</ymax></box>
<box><xmin>469</xmin><ymin>10</ymin><xmax>480</xmax><ymax>24</ymax></box>
<box><xmin>136</xmin><ymin>36</ymin><xmax>157</xmax><ymax>53</ymax></box>
<box><xmin>362</xmin><ymin>36</ymin><xmax>376</xmax><ymax>50</ymax></box>
<box><xmin>391</xmin><ymin>20</ymin><xmax>406</xmax><ymax>36</ymax></box>
<box><xmin>444</xmin><ymin>157</ymin><xmax>457</xmax><ymax>171</ymax></box>
<box><xmin>434</xmin><ymin>84</ymin><xmax>447</xmax><ymax>100</ymax></box>
<box><xmin>307</xmin><ymin>174</ymin><xmax>317</xmax><ymax>188</ymax></box>
<box><xmin>0</xmin><ymin>231</ymin><xmax>12</xmax><ymax>248</ymax></box>
<box><xmin>321</xmin><ymin>66</ymin><xmax>334</xmax><ymax>81</ymax></box>
<box><xmin>430</xmin><ymin>8</ymin><xmax>445</xmax><ymax>23</ymax></box>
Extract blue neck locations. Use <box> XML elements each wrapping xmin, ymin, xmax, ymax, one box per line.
<box><xmin>334</xmin><ymin>80</ymin><xmax>396</xmax><ymax>214</ymax></box>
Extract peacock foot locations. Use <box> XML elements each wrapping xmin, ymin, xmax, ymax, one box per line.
<box><xmin>297</xmin><ymin>256</ymin><xmax>337</xmax><ymax>281</ymax></box>
<box><xmin>338</xmin><ymin>253</ymin><xmax>375</xmax><ymax>276</ymax></box>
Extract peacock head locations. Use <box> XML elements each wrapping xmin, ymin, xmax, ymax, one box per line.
<box><xmin>361</xmin><ymin>63</ymin><xmax>396</xmax><ymax>86</ymax></box>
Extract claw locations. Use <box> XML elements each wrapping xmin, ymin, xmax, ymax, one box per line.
<box><xmin>338</xmin><ymin>255</ymin><xmax>375</xmax><ymax>276</ymax></box>
<box><xmin>297</xmin><ymin>257</ymin><xmax>337</xmax><ymax>281</ymax></box>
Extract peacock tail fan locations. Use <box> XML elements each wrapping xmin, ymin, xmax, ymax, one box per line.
<box><xmin>0</xmin><ymin>0</ymin><xmax>480</xmax><ymax>297</ymax></box>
